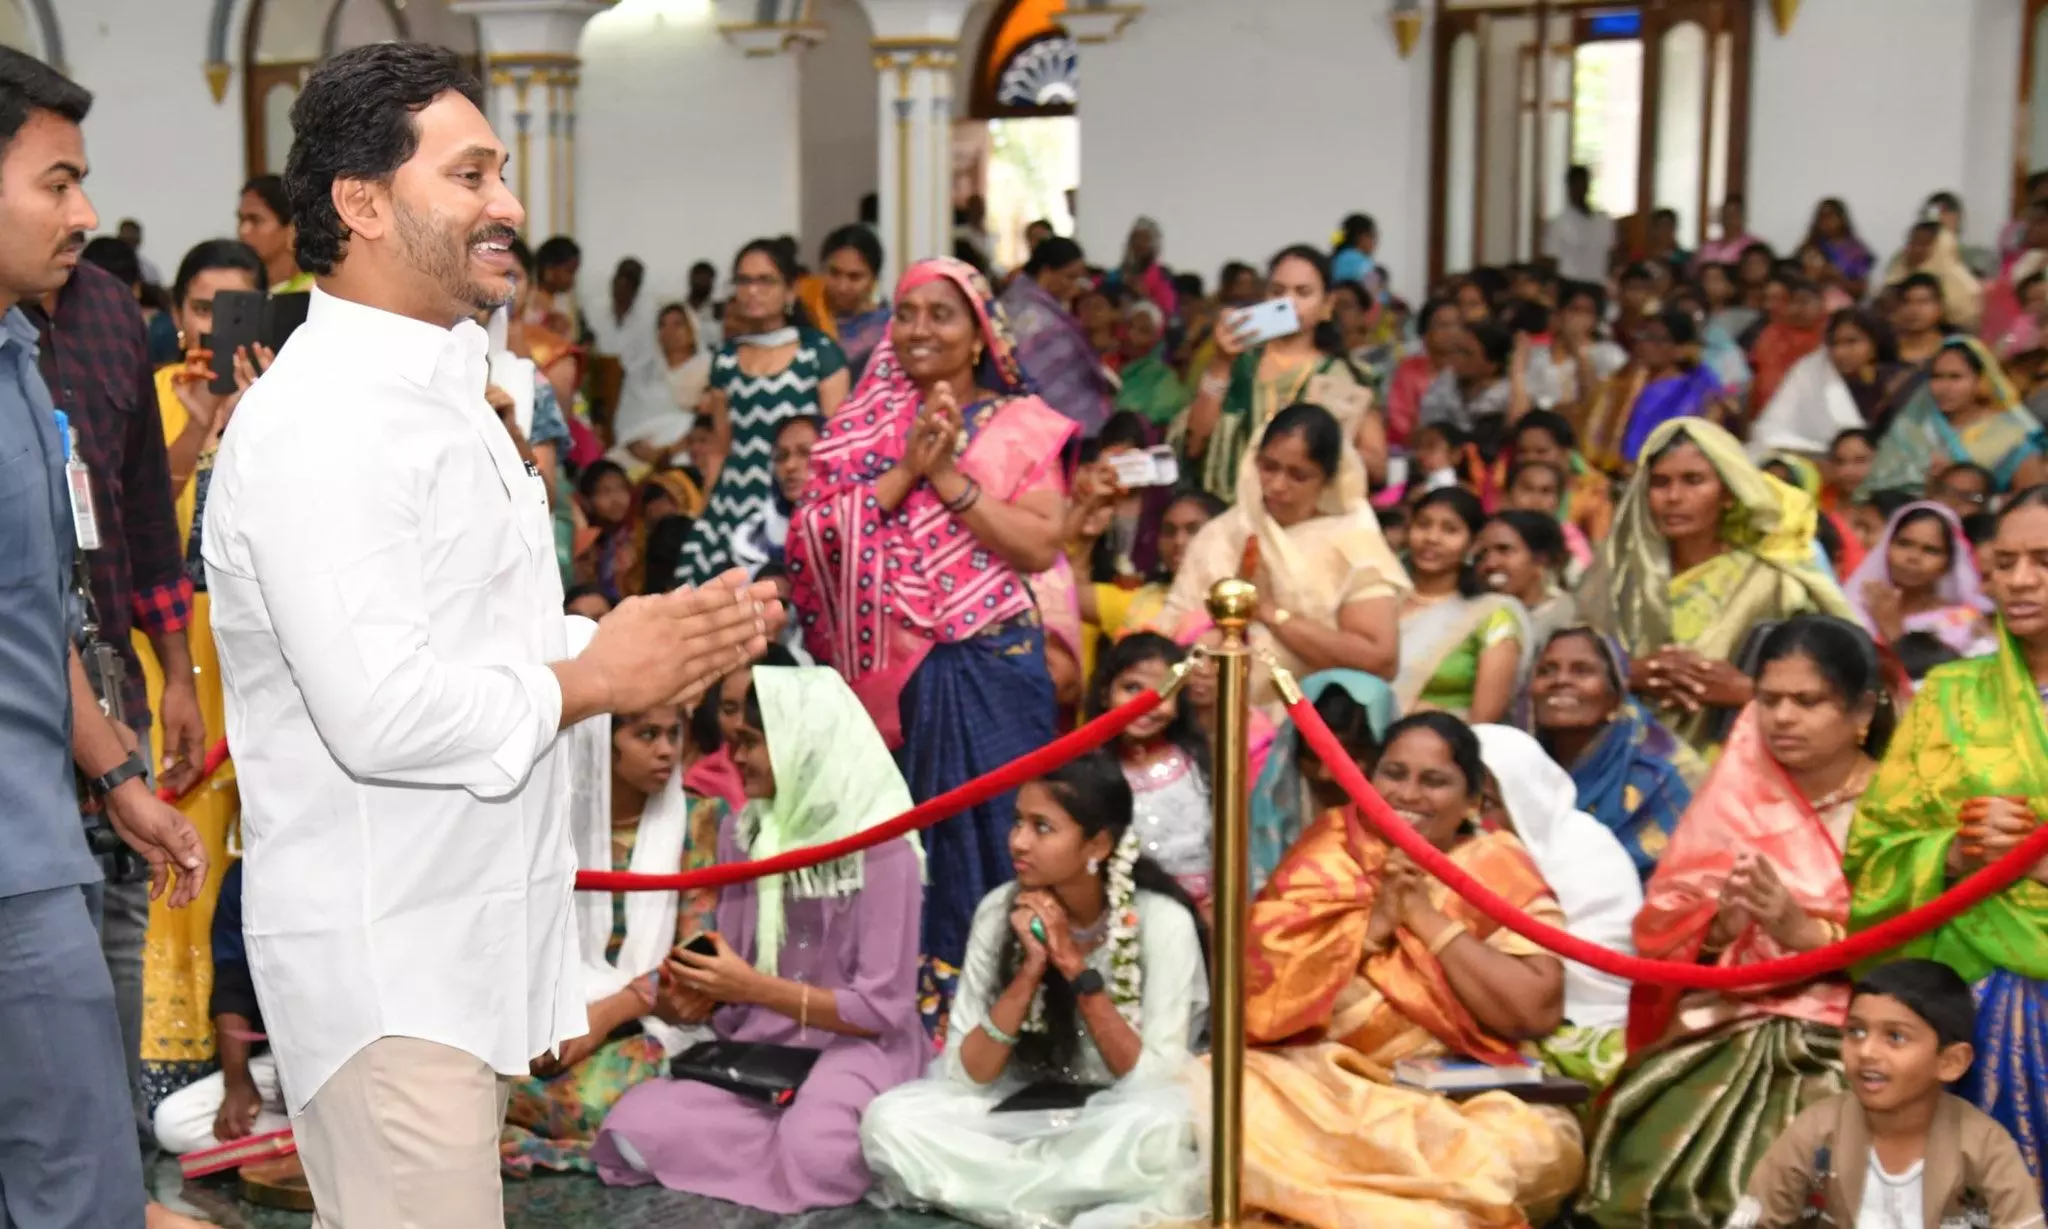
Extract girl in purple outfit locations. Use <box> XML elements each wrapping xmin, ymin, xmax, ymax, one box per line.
<box><xmin>592</xmin><ymin>666</ymin><xmax>928</xmax><ymax>1213</ymax></box>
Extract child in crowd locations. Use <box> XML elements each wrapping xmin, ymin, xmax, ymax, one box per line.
<box><xmin>1505</xmin><ymin>458</ymin><xmax>1594</xmax><ymax>573</ymax></box>
<box><xmin>1732</xmin><ymin>959</ymin><xmax>2043</xmax><ymax>1229</ymax></box>
<box><xmin>1087</xmin><ymin>633</ymin><xmax>1214</xmax><ymax>916</ymax></box>
<box><xmin>575</xmin><ymin>459</ymin><xmax>641</xmax><ymax>603</ymax></box>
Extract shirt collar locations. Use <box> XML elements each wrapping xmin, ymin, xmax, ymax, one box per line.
<box><xmin>306</xmin><ymin>285</ymin><xmax>488</xmax><ymax>389</ymax></box>
<box><xmin>0</xmin><ymin>306</ymin><xmax>36</xmax><ymax>359</ymax></box>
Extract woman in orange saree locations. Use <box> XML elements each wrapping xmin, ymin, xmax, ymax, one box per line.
<box><xmin>1576</xmin><ymin>616</ymin><xmax>1888</xmax><ymax>1228</ymax></box>
<box><xmin>1238</xmin><ymin>712</ymin><xmax>1584</xmax><ymax>1228</ymax></box>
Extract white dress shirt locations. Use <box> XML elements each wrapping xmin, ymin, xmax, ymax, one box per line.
<box><xmin>1543</xmin><ymin>208</ymin><xmax>1618</xmax><ymax>284</ymax></box>
<box><xmin>203</xmin><ymin>288</ymin><xmax>584</xmax><ymax>1115</ymax></box>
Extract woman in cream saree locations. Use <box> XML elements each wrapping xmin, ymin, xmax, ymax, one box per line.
<box><xmin>1580</xmin><ymin>417</ymin><xmax>1853</xmax><ymax>756</ymax></box>
<box><xmin>1160</xmin><ymin>403</ymin><xmax>1407</xmax><ymax>719</ymax></box>
<box><xmin>1237</xmin><ymin>713</ymin><xmax>1583</xmax><ymax>1228</ymax></box>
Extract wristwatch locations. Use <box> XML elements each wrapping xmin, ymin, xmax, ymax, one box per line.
<box><xmin>88</xmin><ymin>751</ymin><xmax>148</xmax><ymax>800</ymax></box>
<box><xmin>1069</xmin><ymin>967</ymin><xmax>1107</xmax><ymax>997</ymax></box>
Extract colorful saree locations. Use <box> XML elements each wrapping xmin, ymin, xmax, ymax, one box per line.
<box><xmin>1581</xmin><ymin>364</ymin><xmax>1727</xmax><ymax>474</ymax></box>
<box><xmin>789</xmin><ymin>258</ymin><xmax>1074</xmax><ymax>970</ymax></box>
<box><xmin>1239</xmin><ymin>813</ymin><xmax>1585</xmax><ymax>1227</ymax></box>
<box><xmin>1748</xmin><ymin>321</ymin><xmax>1826</xmax><ymax>415</ymax></box>
<box><xmin>1176</xmin><ymin>347</ymin><xmax>1367</xmax><ymax>501</ymax></box>
<box><xmin>1846</xmin><ymin>630</ymin><xmax>2048</xmax><ymax>1177</ymax></box>
<box><xmin>1521</xmin><ymin>629</ymin><xmax>1701</xmax><ymax>882</ymax></box>
<box><xmin>1114</xmin><ymin>347</ymin><xmax>1192</xmax><ymax>427</ymax></box>
<box><xmin>998</xmin><ymin>274</ymin><xmax>1114</xmax><ymax>436</ymax></box>
<box><xmin>1578</xmin><ymin>708</ymin><xmax>1856</xmax><ymax>1227</ymax></box>
<box><xmin>1861</xmin><ymin>337</ymin><xmax>2044</xmax><ymax>496</ymax></box>
<box><xmin>1580</xmin><ymin>417</ymin><xmax>1855</xmax><ymax>755</ymax></box>
<box><xmin>1247</xmin><ymin>670</ymin><xmax>1399</xmax><ymax>892</ymax></box>
<box><xmin>1393</xmin><ymin>593</ymin><xmax>1530</xmax><ymax>716</ymax></box>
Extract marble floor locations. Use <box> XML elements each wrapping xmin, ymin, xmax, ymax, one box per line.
<box><xmin>149</xmin><ymin>1157</ymin><xmax>961</xmax><ymax>1229</ymax></box>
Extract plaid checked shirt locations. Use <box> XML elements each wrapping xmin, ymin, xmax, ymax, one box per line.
<box><xmin>24</xmin><ymin>259</ymin><xmax>191</xmax><ymax>727</ymax></box>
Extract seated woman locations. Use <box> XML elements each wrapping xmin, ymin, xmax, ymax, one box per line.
<box><xmin>503</xmin><ymin>654</ymin><xmax>726</xmax><ymax>1174</ymax></box>
<box><xmin>1162</xmin><ymin>402</ymin><xmax>1406</xmax><ymax>718</ymax></box>
<box><xmin>1580</xmin><ymin>417</ymin><xmax>1853</xmax><ymax>756</ymax></box>
<box><xmin>1580</xmin><ymin>308</ymin><xmax>1731</xmax><ymax>475</ymax></box>
<box><xmin>1860</xmin><ymin>337</ymin><xmax>2048</xmax><ymax>498</ymax></box>
<box><xmin>1848</xmin><ymin>487</ymin><xmax>2048</xmax><ymax>1179</ymax></box>
<box><xmin>860</xmin><ymin>754</ymin><xmax>1210</xmax><ymax>1228</ymax></box>
<box><xmin>1747</xmin><ymin>308</ymin><xmax>1907</xmax><ymax>459</ymax></box>
<box><xmin>1088</xmin><ymin>633</ymin><xmax>1215</xmax><ymax>912</ymax></box>
<box><xmin>1477</xmin><ymin>509</ymin><xmax>1578</xmax><ymax>649</ymax></box>
<box><xmin>1471</xmin><ymin>724</ymin><xmax>1640</xmax><ymax>1085</ymax></box>
<box><xmin>1578</xmin><ymin>616</ymin><xmax>1888</xmax><ymax>1228</ymax></box>
<box><xmin>1522</xmin><ymin>628</ymin><xmax>1700</xmax><ymax>882</ymax></box>
<box><xmin>1181</xmin><ymin>244</ymin><xmax>1389</xmax><ymax>496</ymax></box>
<box><xmin>1417</xmin><ymin>319</ymin><xmax>1514</xmax><ymax>459</ymax></box>
<box><xmin>1249</xmin><ymin>669</ymin><xmax>1399</xmax><ymax>891</ymax></box>
<box><xmin>1844</xmin><ymin>500</ymin><xmax>1994</xmax><ymax>661</ymax></box>
<box><xmin>1394</xmin><ymin>488</ymin><xmax>1529</xmax><ymax>721</ymax></box>
<box><xmin>593</xmin><ymin>668</ymin><xmax>927</xmax><ymax>1212</ymax></box>
<box><xmin>1239</xmin><ymin>713</ymin><xmax>1584</xmax><ymax>1227</ymax></box>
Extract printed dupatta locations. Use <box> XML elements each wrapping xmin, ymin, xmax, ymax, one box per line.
<box><xmin>787</xmin><ymin>258</ymin><xmax>1076</xmax><ymax>745</ymax></box>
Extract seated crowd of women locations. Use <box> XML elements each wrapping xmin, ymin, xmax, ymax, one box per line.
<box><xmin>134</xmin><ymin>216</ymin><xmax>2048</xmax><ymax>1228</ymax></box>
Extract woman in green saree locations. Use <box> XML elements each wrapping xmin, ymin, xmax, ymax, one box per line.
<box><xmin>1580</xmin><ymin>417</ymin><xmax>1854</xmax><ymax>756</ymax></box>
<box><xmin>1112</xmin><ymin>299</ymin><xmax>1191</xmax><ymax>428</ymax></box>
<box><xmin>1859</xmin><ymin>336</ymin><xmax>2048</xmax><ymax>499</ymax></box>
<box><xmin>1846</xmin><ymin>487</ymin><xmax>2048</xmax><ymax>1179</ymax></box>
<box><xmin>1393</xmin><ymin>487</ymin><xmax>1529</xmax><ymax>722</ymax></box>
<box><xmin>1177</xmin><ymin>245</ymin><xmax>1387</xmax><ymax>499</ymax></box>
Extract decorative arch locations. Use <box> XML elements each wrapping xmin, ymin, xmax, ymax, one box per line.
<box><xmin>319</xmin><ymin>0</ymin><xmax>411</xmax><ymax>58</ymax></box>
<box><xmin>969</xmin><ymin>0</ymin><xmax>1078</xmax><ymax>120</ymax></box>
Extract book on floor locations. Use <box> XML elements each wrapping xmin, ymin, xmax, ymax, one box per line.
<box><xmin>1392</xmin><ymin>1055</ymin><xmax>1544</xmax><ymax>1092</ymax></box>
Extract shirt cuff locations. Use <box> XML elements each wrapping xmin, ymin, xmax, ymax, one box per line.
<box><xmin>488</xmin><ymin>660</ymin><xmax>565</xmax><ymax>790</ymax></box>
<box><xmin>132</xmin><ymin>577</ymin><xmax>195</xmax><ymax>637</ymax></box>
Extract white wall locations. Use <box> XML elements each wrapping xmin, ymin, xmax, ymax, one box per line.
<box><xmin>577</xmin><ymin>2</ymin><xmax>802</xmax><ymax>307</ymax></box>
<box><xmin>65</xmin><ymin>0</ymin><xmax>247</xmax><ymax>274</ymax></box>
<box><xmin>1075</xmin><ymin>0</ymin><xmax>1434</xmax><ymax>298</ymax></box>
<box><xmin>1747</xmin><ymin>0</ymin><xmax>2011</xmax><ymax>259</ymax></box>
<box><xmin>798</xmin><ymin>0</ymin><xmax>878</xmax><ymax>250</ymax></box>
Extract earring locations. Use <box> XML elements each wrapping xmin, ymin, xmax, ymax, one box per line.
<box><xmin>1087</xmin><ymin>856</ymin><xmax>1101</xmax><ymax>875</ymax></box>
<box><xmin>973</xmin><ymin>344</ymin><xmax>985</xmax><ymax>366</ymax></box>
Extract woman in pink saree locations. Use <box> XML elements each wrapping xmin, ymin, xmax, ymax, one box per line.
<box><xmin>788</xmin><ymin>258</ymin><xmax>1076</xmax><ymax>982</ymax></box>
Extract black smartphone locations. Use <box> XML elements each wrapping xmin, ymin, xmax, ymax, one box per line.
<box><xmin>681</xmin><ymin>933</ymin><xmax>719</xmax><ymax>959</ymax></box>
<box><xmin>207</xmin><ymin>291</ymin><xmax>267</xmax><ymax>394</ymax></box>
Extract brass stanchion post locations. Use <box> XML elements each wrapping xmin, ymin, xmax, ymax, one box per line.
<box><xmin>1205</xmin><ymin>578</ymin><xmax>1257</xmax><ymax>1227</ymax></box>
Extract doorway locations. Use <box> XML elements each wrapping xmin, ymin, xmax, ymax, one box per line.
<box><xmin>1428</xmin><ymin>0</ymin><xmax>1752</xmax><ymax>282</ymax></box>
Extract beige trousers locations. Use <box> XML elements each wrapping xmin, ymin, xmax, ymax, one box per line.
<box><xmin>292</xmin><ymin>1036</ymin><xmax>512</xmax><ymax>1229</ymax></box>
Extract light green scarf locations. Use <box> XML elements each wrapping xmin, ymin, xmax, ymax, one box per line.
<box><xmin>741</xmin><ymin>667</ymin><xmax>923</xmax><ymax>975</ymax></box>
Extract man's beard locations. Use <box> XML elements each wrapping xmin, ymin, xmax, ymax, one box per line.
<box><xmin>394</xmin><ymin>199</ymin><xmax>517</xmax><ymax>315</ymax></box>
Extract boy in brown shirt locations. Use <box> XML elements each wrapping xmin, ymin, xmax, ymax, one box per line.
<box><xmin>1733</xmin><ymin>959</ymin><xmax>2042</xmax><ymax>1228</ymax></box>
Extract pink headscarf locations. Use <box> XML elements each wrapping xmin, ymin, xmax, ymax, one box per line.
<box><xmin>1842</xmin><ymin>500</ymin><xmax>1988</xmax><ymax>653</ymax></box>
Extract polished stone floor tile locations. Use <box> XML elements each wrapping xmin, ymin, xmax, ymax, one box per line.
<box><xmin>152</xmin><ymin>1158</ymin><xmax>960</xmax><ymax>1228</ymax></box>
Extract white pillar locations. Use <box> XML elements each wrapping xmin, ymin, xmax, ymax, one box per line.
<box><xmin>451</xmin><ymin>0</ymin><xmax>606</xmax><ymax>243</ymax></box>
<box><xmin>858</xmin><ymin>0</ymin><xmax>975</xmax><ymax>286</ymax></box>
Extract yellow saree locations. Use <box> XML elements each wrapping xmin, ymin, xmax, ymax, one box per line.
<box><xmin>134</xmin><ymin>365</ymin><xmax>237</xmax><ymax>1098</ymax></box>
<box><xmin>1236</xmin><ymin>808</ymin><xmax>1585</xmax><ymax>1227</ymax></box>
<box><xmin>1579</xmin><ymin>417</ymin><xmax>1853</xmax><ymax>755</ymax></box>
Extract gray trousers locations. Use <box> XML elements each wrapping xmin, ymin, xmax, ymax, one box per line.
<box><xmin>100</xmin><ymin>716</ymin><xmax>153</xmax><ymax>1158</ymax></box>
<box><xmin>0</xmin><ymin>884</ymin><xmax>148</xmax><ymax>1228</ymax></box>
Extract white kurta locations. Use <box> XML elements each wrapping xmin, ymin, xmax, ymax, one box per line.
<box><xmin>203</xmin><ymin>288</ymin><xmax>584</xmax><ymax>1115</ymax></box>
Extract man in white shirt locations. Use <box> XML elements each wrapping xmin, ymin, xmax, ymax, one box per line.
<box><xmin>202</xmin><ymin>43</ymin><xmax>778</xmax><ymax>1227</ymax></box>
<box><xmin>1544</xmin><ymin>165</ymin><xmax>1617</xmax><ymax>285</ymax></box>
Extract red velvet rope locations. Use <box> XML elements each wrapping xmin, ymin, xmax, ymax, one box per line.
<box><xmin>1288</xmin><ymin>694</ymin><xmax>2048</xmax><ymax>990</ymax></box>
<box><xmin>574</xmin><ymin>688</ymin><xmax>1165</xmax><ymax>893</ymax></box>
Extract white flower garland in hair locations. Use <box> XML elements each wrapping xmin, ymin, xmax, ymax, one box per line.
<box><xmin>1019</xmin><ymin>826</ymin><xmax>1146</xmax><ymax>1035</ymax></box>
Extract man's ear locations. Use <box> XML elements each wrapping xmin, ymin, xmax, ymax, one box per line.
<box><xmin>1934</xmin><ymin>1040</ymin><xmax>1976</xmax><ymax>1085</ymax></box>
<box><xmin>331</xmin><ymin>176</ymin><xmax>387</xmax><ymax>247</ymax></box>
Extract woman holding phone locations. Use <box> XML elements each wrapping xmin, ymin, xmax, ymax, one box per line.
<box><xmin>1179</xmin><ymin>245</ymin><xmax>1387</xmax><ymax>500</ymax></box>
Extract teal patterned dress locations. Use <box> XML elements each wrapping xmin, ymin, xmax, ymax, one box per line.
<box><xmin>674</xmin><ymin>328</ymin><xmax>846</xmax><ymax>586</ymax></box>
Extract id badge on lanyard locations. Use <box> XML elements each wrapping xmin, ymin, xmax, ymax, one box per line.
<box><xmin>53</xmin><ymin>409</ymin><xmax>101</xmax><ymax>551</ymax></box>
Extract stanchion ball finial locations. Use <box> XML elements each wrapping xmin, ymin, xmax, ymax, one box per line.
<box><xmin>1207</xmin><ymin>578</ymin><xmax>1258</xmax><ymax>628</ymax></box>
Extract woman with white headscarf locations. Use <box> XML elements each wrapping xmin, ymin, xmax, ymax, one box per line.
<box><xmin>1472</xmin><ymin>724</ymin><xmax>1640</xmax><ymax>1036</ymax></box>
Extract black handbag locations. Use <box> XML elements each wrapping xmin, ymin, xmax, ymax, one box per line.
<box><xmin>668</xmin><ymin>1040</ymin><xmax>821</xmax><ymax>1107</ymax></box>
<box><xmin>990</xmin><ymin>1080</ymin><xmax>1106</xmax><ymax>1113</ymax></box>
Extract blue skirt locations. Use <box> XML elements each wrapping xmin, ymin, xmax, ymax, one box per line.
<box><xmin>895</xmin><ymin>619</ymin><xmax>1055</xmax><ymax>969</ymax></box>
<box><xmin>1963</xmin><ymin>968</ymin><xmax>2048</xmax><ymax>1179</ymax></box>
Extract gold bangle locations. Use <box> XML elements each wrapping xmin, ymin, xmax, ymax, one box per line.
<box><xmin>1428</xmin><ymin>921</ymin><xmax>1468</xmax><ymax>956</ymax></box>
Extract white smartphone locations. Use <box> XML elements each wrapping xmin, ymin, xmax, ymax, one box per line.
<box><xmin>1229</xmin><ymin>297</ymin><xmax>1303</xmax><ymax>347</ymax></box>
<box><xmin>1107</xmin><ymin>445</ymin><xmax>1181</xmax><ymax>489</ymax></box>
